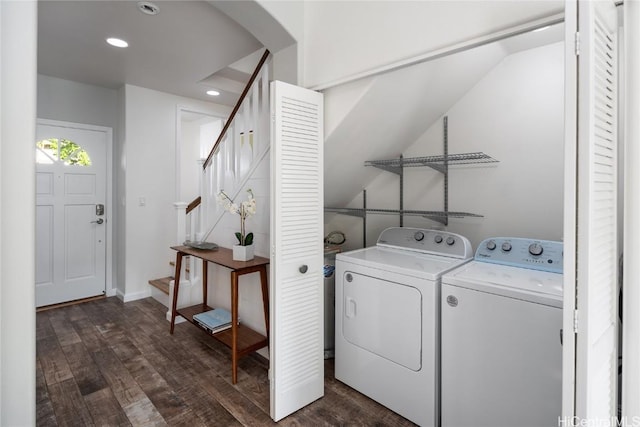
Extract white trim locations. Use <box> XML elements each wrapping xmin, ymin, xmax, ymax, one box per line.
<box><xmin>310</xmin><ymin>13</ymin><xmax>564</xmax><ymax>91</ymax></box>
<box><xmin>117</xmin><ymin>288</ymin><xmax>151</xmax><ymax>303</ymax></box>
<box><xmin>35</xmin><ymin>118</ymin><xmax>114</xmax><ymax>297</ymax></box>
<box><xmin>622</xmin><ymin>0</ymin><xmax>640</xmax><ymax>418</ymax></box>
<box><xmin>562</xmin><ymin>1</ymin><xmax>578</xmax><ymax>418</ymax></box>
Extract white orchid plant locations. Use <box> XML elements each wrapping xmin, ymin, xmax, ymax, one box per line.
<box><xmin>217</xmin><ymin>189</ymin><xmax>257</xmax><ymax>246</ymax></box>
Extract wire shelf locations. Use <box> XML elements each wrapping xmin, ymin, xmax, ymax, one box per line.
<box><xmin>324</xmin><ymin>207</ymin><xmax>483</xmax><ymax>219</ymax></box>
<box><xmin>365</xmin><ymin>152</ymin><xmax>498</xmax><ymax>169</ymax></box>
<box><xmin>327</xmin><ymin>118</ymin><xmax>497</xmax><ymax>241</ymax></box>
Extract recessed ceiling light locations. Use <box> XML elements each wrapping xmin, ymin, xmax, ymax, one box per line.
<box><xmin>206</xmin><ymin>90</ymin><xmax>220</xmax><ymax>96</ymax></box>
<box><xmin>532</xmin><ymin>25</ymin><xmax>551</xmax><ymax>33</ymax></box>
<box><xmin>138</xmin><ymin>1</ymin><xmax>160</xmax><ymax>16</ymax></box>
<box><xmin>106</xmin><ymin>38</ymin><xmax>128</xmax><ymax>48</ymax></box>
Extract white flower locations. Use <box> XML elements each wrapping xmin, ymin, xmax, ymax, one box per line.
<box><xmin>217</xmin><ymin>189</ymin><xmax>257</xmax><ymax>246</ymax></box>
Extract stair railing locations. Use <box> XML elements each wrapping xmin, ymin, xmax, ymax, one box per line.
<box><xmin>202</xmin><ymin>48</ymin><xmax>270</xmax><ymax>170</ymax></box>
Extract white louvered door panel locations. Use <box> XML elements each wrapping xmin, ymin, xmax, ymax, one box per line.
<box><xmin>569</xmin><ymin>0</ymin><xmax>619</xmax><ymax>421</ymax></box>
<box><xmin>270</xmin><ymin>80</ymin><xmax>324</xmax><ymax>421</ymax></box>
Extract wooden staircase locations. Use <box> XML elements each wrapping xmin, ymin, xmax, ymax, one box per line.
<box><xmin>148</xmin><ymin>276</ymin><xmax>172</xmax><ymax>295</ymax></box>
<box><xmin>149</xmin><ymin>256</ymin><xmax>190</xmax><ymax>295</ymax></box>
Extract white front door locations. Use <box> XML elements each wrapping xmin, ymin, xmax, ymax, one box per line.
<box><xmin>35</xmin><ymin>121</ymin><xmax>108</xmax><ymax>307</ymax></box>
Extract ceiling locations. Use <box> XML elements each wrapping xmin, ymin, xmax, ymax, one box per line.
<box><xmin>38</xmin><ymin>0</ymin><xmax>264</xmax><ymax>105</ymax></box>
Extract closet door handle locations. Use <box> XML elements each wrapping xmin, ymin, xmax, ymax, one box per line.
<box><xmin>299</xmin><ymin>265</ymin><xmax>308</xmax><ymax>274</ymax></box>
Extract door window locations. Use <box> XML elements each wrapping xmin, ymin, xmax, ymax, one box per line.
<box><xmin>36</xmin><ymin>138</ymin><xmax>92</xmax><ymax>166</ymax></box>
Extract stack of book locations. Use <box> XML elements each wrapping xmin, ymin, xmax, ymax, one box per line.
<box><xmin>193</xmin><ymin>308</ymin><xmax>236</xmax><ymax>334</ymax></box>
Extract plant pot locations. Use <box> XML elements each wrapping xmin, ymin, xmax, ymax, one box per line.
<box><xmin>233</xmin><ymin>244</ymin><xmax>254</xmax><ymax>261</ymax></box>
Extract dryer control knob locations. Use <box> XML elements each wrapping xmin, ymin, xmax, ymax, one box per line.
<box><xmin>446</xmin><ymin>237</ymin><xmax>455</xmax><ymax>246</ymax></box>
<box><xmin>486</xmin><ymin>240</ymin><xmax>497</xmax><ymax>250</ymax></box>
<box><xmin>501</xmin><ymin>242</ymin><xmax>512</xmax><ymax>252</ymax></box>
<box><xmin>414</xmin><ymin>231</ymin><xmax>425</xmax><ymax>242</ymax></box>
<box><xmin>434</xmin><ymin>235</ymin><xmax>443</xmax><ymax>244</ymax></box>
<box><xmin>529</xmin><ymin>243</ymin><xmax>544</xmax><ymax>256</ymax></box>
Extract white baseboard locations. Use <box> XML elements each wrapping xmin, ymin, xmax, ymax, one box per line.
<box><xmin>116</xmin><ymin>288</ymin><xmax>151</xmax><ymax>303</ymax></box>
<box><xmin>105</xmin><ymin>287</ymin><xmax>117</xmax><ymax>297</ymax></box>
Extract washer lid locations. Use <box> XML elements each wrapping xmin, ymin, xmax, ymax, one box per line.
<box><xmin>337</xmin><ymin>246</ymin><xmax>470</xmax><ymax>280</ymax></box>
<box><xmin>442</xmin><ymin>261</ymin><xmax>563</xmax><ymax>307</ymax></box>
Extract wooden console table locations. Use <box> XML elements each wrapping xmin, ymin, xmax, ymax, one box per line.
<box><xmin>169</xmin><ymin>245</ymin><xmax>269</xmax><ymax>384</ymax></box>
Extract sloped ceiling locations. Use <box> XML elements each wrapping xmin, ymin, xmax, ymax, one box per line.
<box><xmin>324</xmin><ymin>24</ymin><xmax>564</xmax><ymax>208</ymax></box>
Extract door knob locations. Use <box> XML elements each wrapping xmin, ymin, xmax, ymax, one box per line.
<box><xmin>91</xmin><ymin>218</ymin><xmax>104</xmax><ymax>224</ymax></box>
<box><xmin>299</xmin><ymin>265</ymin><xmax>308</xmax><ymax>274</ymax></box>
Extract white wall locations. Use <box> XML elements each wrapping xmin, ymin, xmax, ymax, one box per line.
<box><xmin>212</xmin><ymin>0</ymin><xmax>301</xmax><ymax>84</ymax></box>
<box><xmin>0</xmin><ymin>1</ymin><xmax>37</xmax><ymax>424</ymax></box>
<box><xmin>327</xmin><ymin>41</ymin><xmax>564</xmax><ymax>251</ymax></box>
<box><xmin>37</xmin><ymin>75</ymin><xmax>118</xmax><ymax>129</ymax></box>
<box><xmin>256</xmin><ymin>0</ymin><xmax>304</xmax><ymax>84</ymax></box>
<box><xmin>122</xmin><ymin>85</ymin><xmax>230</xmax><ymax>301</ymax></box>
<box><xmin>180</xmin><ymin>119</ymin><xmax>203</xmax><ymax>203</ymax></box>
<box><xmin>179</xmin><ymin>114</ymin><xmax>222</xmax><ymax>203</ymax></box>
<box><xmin>303</xmin><ymin>0</ymin><xmax>562</xmax><ymax>88</ymax></box>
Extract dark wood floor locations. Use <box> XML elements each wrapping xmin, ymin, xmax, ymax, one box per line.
<box><xmin>36</xmin><ymin>297</ymin><xmax>416</xmax><ymax>426</ymax></box>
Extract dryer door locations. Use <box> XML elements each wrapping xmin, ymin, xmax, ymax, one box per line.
<box><xmin>343</xmin><ymin>271</ymin><xmax>422</xmax><ymax>370</ymax></box>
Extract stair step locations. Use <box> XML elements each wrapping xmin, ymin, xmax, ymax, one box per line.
<box><xmin>148</xmin><ymin>276</ymin><xmax>172</xmax><ymax>295</ymax></box>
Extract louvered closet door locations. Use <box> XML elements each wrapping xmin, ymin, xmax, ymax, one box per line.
<box><xmin>564</xmin><ymin>0</ymin><xmax>619</xmax><ymax>421</ymax></box>
<box><xmin>270</xmin><ymin>80</ymin><xmax>324</xmax><ymax>421</ymax></box>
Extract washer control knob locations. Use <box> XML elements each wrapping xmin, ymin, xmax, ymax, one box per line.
<box><xmin>434</xmin><ymin>235</ymin><xmax>443</xmax><ymax>244</ymax></box>
<box><xmin>414</xmin><ymin>231</ymin><xmax>425</xmax><ymax>242</ymax></box>
<box><xmin>446</xmin><ymin>237</ymin><xmax>455</xmax><ymax>246</ymax></box>
<box><xmin>486</xmin><ymin>240</ymin><xmax>497</xmax><ymax>250</ymax></box>
<box><xmin>529</xmin><ymin>243</ymin><xmax>544</xmax><ymax>256</ymax></box>
<box><xmin>501</xmin><ymin>242</ymin><xmax>512</xmax><ymax>252</ymax></box>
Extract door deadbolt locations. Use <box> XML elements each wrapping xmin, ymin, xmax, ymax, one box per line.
<box><xmin>96</xmin><ymin>204</ymin><xmax>105</xmax><ymax>216</ymax></box>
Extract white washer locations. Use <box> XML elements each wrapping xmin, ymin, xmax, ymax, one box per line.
<box><xmin>441</xmin><ymin>237</ymin><xmax>563</xmax><ymax>427</ymax></box>
<box><xmin>335</xmin><ymin>227</ymin><xmax>473</xmax><ymax>426</ymax></box>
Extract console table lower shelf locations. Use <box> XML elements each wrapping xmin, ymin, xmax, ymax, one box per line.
<box><xmin>176</xmin><ymin>303</ymin><xmax>268</xmax><ymax>358</ymax></box>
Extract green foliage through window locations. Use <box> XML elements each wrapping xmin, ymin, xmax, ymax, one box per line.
<box><xmin>36</xmin><ymin>138</ymin><xmax>92</xmax><ymax>166</ymax></box>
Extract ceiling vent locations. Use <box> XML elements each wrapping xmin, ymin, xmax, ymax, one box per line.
<box><xmin>137</xmin><ymin>1</ymin><xmax>160</xmax><ymax>16</ymax></box>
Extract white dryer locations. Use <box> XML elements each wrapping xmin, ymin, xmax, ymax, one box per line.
<box><xmin>335</xmin><ymin>227</ymin><xmax>473</xmax><ymax>426</ymax></box>
<box><xmin>440</xmin><ymin>237</ymin><xmax>563</xmax><ymax>427</ymax></box>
